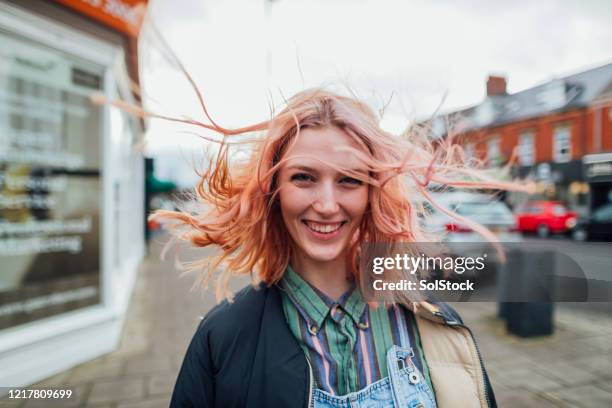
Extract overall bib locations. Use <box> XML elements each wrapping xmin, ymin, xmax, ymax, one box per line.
<box><xmin>312</xmin><ymin>345</ymin><xmax>437</xmax><ymax>408</ymax></box>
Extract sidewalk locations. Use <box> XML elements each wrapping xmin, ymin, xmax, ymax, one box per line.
<box><xmin>3</xmin><ymin>235</ymin><xmax>612</xmax><ymax>407</ymax></box>
<box><xmin>453</xmin><ymin>302</ymin><xmax>612</xmax><ymax>407</ymax></box>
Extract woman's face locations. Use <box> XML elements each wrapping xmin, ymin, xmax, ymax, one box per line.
<box><xmin>278</xmin><ymin>126</ymin><xmax>369</xmax><ymax>265</ymax></box>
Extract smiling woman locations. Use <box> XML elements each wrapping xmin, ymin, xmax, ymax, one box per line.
<box><xmin>133</xmin><ymin>88</ymin><xmax>536</xmax><ymax>408</ymax></box>
<box><xmin>279</xmin><ymin>127</ymin><xmax>369</xmax><ymax>299</ymax></box>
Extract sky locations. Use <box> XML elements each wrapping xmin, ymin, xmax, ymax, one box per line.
<box><xmin>139</xmin><ymin>0</ymin><xmax>612</xmax><ymax>186</ymax></box>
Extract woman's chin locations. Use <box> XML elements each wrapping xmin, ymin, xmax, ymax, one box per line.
<box><xmin>302</xmin><ymin>244</ymin><xmax>345</xmax><ymax>264</ymax></box>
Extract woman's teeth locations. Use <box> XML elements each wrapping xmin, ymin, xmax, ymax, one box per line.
<box><xmin>305</xmin><ymin>221</ymin><xmax>343</xmax><ymax>233</ymax></box>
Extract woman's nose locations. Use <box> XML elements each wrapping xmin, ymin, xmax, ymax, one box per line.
<box><xmin>312</xmin><ymin>182</ymin><xmax>340</xmax><ymax>215</ymax></box>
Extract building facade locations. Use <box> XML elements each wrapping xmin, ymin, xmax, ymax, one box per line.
<box><xmin>0</xmin><ymin>0</ymin><xmax>147</xmax><ymax>388</ymax></box>
<box><xmin>432</xmin><ymin>63</ymin><xmax>612</xmax><ymax>214</ymax></box>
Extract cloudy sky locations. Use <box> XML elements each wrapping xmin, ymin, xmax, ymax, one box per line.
<box><xmin>139</xmin><ymin>0</ymin><xmax>612</xmax><ymax>185</ymax></box>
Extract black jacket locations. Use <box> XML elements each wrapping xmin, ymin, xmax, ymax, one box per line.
<box><xmin>170</xmin><ymin>283</ymin><xmax>496</xmax><ymax>408</ymax></box>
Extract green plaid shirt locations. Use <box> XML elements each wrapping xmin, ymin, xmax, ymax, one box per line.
<box><xmin>279</xmin><ymin>265</ymin><xmax>431</xmax><ymax>395</ymax></box>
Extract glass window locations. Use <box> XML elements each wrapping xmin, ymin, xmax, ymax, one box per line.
<box><xmin>552</xmin><ymin>204</ymin><xmax>567</xmax><ymax>216</ymax></box>
<box><xmin>487</xmin><ymin>137</ymin><xmax>500</xmax><ymax>166</ymax></box>
<box><xmin>0</xmin><ymin>30</ymin><xmax>104</xmax><ymax>330</ymax></box>
<box><xmin>518</xmin><ymin>131</ymin><xmax>534</xmax><ymax>165</ymax></box>
<box><xmin>553</xmin><ymin>127</ymin><xmax>571</xmax><ymax>163</ymax></box>
<box><xmin>593</xmin><ymin>204</ymin><xmax>612</xmax><ymax>222</ymax></box>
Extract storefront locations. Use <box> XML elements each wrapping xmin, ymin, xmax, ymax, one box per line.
<box><xmin>515</xmin><ymin>160</ymin><xmax>589</xmax><ymax>213</ymax></box>
<box><xmin>0</xmin><ymin>0</ymin><xmax>146</xmax><ymax>387</ymax></box>
<box><xmin>584</xmin><ymin>152</ymin><xmax>612</xmax><ymax>211</ymax></box>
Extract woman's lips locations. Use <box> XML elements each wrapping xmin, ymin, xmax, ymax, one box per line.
<box><xmin>302</xmin><ymin>220</ymin><xmax>346</xmax><ymax>240</ymax></box>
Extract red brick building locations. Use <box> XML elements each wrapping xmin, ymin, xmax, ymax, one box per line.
<box><xmin>432</xmin><ymin>63</ymin><xmax>612</xmax><ymax>214</ymax></box>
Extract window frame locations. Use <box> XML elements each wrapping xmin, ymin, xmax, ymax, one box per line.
<box><xmin>518</xmin><ymin>131</ymin><xmax>535</xmax><ymax>166</ymax></box>
<box><xmin>553</xmin><ymin>126</ymin><xmax>572</xmax><ymax>163</ymax></box>
<box><xmin>487</xmin><ymin>135</ymin><xmax>501</xmax><ymax>166</ymax></box>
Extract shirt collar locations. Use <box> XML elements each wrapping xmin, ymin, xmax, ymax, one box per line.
<box><xmin>281</xmin><ymin>265</ymin><xmax>367</xmax><ymax>329</ymax></box>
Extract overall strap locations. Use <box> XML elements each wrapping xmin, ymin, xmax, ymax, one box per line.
<box><xmin>392</xmin><ymin>303</ymin><xmax>411</xmax><ymax>348</ymax></box>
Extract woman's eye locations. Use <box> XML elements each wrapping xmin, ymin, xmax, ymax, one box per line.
<box><xmin>291</xmin><ymin>173</ymin><xmax>314</xmax><ymax>182</ymax></box>
<box><xmin>340</xmin><ymin>177</ymin><xmax>363</xmax><ymax>185</ymax></box>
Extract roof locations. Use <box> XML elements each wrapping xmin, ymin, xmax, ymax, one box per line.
<box><xmin>593</xmin><ymin>80</ymin><xmax>612</xmax><ymax>103</ymax></box>
<box><xmin>430</xmin><ymin>61</ymin><xmax>612</xmax><ymax>136</ymax></box>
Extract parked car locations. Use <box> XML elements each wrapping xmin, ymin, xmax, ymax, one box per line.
<box><xmin>514</xmin><ymin>201</ymin><xmax>577</xmax><ymax>238</ymax></box>
<box><xmin>571</xmin><ymin>203</ymin><xmax>612</xmax><ymax>241</ymax></box>
<box><xmin>424</xmin><ymin>192</ymin><xmax>521</xmax><ymax>243</ymax></box>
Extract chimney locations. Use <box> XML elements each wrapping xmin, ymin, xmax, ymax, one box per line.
<box><xmin>486</xmin><ymin>75</ymin><xmax>507</xmax><ymax>97</ymax></box>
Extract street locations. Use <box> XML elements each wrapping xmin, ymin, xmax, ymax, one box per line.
<box><xmin>523</xmin><ymin>236</ymin><xmax>612</xmax><ymax>314</ymax></box>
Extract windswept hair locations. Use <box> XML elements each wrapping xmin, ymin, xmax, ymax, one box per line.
<box><xmin>92</xmin><ymin>18</ymin><xmax>533</xmax><ymax>302</ymax></box>
<box><xmin>125</xmin><ymin>88</ymin><xmax>528</xmax><ymax>302</ymax></box>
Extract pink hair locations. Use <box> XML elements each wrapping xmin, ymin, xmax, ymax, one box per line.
<box><xmin>91</xmin><ymin>20</ymin><xmax>533</xmax><ymax>301</ymax></box>
<box><xmin>103</xmin><ymin>87</ymin><xmax>529</xmax><ymax>301</ymax></box>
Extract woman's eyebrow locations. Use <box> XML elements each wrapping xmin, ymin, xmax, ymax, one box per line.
<box><xmin>286</xmin><ymin>164</ymin><xmax>367</xmax><ymax>174</ymax></box>
<box><xmin>286</xmin><ymin>165</ymin><xmax>317</xmax><ymax>173</ymax></box>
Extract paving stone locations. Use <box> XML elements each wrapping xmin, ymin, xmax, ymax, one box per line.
<box><xmin>575</xmin><ymin>334</ymin><xmax>612</xmax><ymax>354</ymax></box>
<box><xmin>147</xmin><ymin>373</ymin><xmax>177</xmax><ymax>396</ymax></box>
<box><xmin>515</xmin><ymin>339</ymin><xmax>597</xmax><ymax>364</ymax></box>
<box><xmin>116</xmin><ymin>397</ymin><xmax>170</xmax><ymax>408</ymax></box>
<box><xmin>110</xmin><ymin>341</ymin><xmax>151</xmax><ymax>359</ymax></box>
<box><xmin>490</xmin><ymin>365</ymin><xmax>564</xmax><ymax>391</ymax></box>
<box><xmin>171</xmin><ymin>352</ymin><xmax>186</xmax><ymax>371</ymax></box>
<box><xmin>533</xmin><ymin>360</ymin><xmax>599</xmax><ymax>386</ymax></box>
<box><xmin>0</xmin><ymin>400</ymin><xmax>25</xmax><ymax>408</ymax></box>
<box><xmin>68</xmin><ymin>359</ymin><xmax>123</xmax><ymax>384</ymax></box>
<box><xmin>487</xmin><ymin>375</ymin><xmax>511</xmax><ymax>393</ymax></box>
<box><xmin>573</xmin><ymin>354</ymin><xmax>612</xmax><ymax>379</ymax></box>
<box><xmin>124</xmin><ymin>356</ymin><xmax>173</xmax><ymax>376</ymax></box>
<box><xmin>495</xmin><ymin>389</ymin><xmax>565</xmax><ymax>408</ymax></box>
<box><xmin>87</xmin><ymin>378</ymin><xmax>144</xmax><ymax>405</ymax></box>
<box><xmin>150</xmin><ymin>342</ymin><xmax>190</xmax><ymax>356</ymax></box>
<box><xmin>28</xmin><ymin>371</ymin><xmax>71</xmax><ymax>389</ymax></box>
<box><xmin>545</xmin><ymin>384</ymin><xmax>612</xmax><ymax>408</ymax></box>
<box><xmin>597</xmin><ymin>380</ymin><xmax>612</xmax><ymax>393</ymax></box>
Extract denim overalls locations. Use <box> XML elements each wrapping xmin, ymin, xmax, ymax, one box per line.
<box><xmin>311</xmin><ymin>344</ymin><xmax>437</xmax><ymax>408</ymax></box>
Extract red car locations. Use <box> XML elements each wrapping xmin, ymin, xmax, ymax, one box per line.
<box><xmin>515</xmin><ymin>201</ymin><xmax>577</xmax><ymax>237</ymax></box>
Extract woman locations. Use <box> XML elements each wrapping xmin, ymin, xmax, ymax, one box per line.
<box><xmin>152</xmin><ymin>89</ymin><xmax>512</xmax><ymax>408</ymax></box>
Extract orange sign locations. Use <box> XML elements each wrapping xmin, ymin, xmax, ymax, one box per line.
<box><xmin>55</xmin><ymin>0</ymin><xmax>147</xmax><ymax>38</ymax></box>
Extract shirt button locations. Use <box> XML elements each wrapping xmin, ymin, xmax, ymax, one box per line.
<box><xmin>308</xmin><ymin>324</ymin><xmax>319</xmax><ymax>335</ymax></box>
<box><xmin>409</xmin><ymin>372</ymin><xmax>420</xmax><ymax>384</ymax></box>
<box><xmin>357</xmin><ymin>321</ymin><xmax>369</xmax><ymax>330</ymax></box>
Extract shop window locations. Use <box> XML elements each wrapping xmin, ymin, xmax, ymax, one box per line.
<box><xmin>553</xmin><ymin>126</ymin><xmax>571</xmax><ymax>163</ymax></box>
<box><xmin>518</xmin><ymin>131</ymin><xmax>534</xmax><ymax>166</ymax></box>
<box><xmin>593</xmin><ymin>203</ymin><xmax>612</xmax><ymax>222</ymax></box>
<box><xmin>0</xmin><ymin>28</ymin><xmax>104</xmax><ymax>330</ymax></box>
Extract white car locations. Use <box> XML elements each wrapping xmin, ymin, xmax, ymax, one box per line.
<box><xmin>422</xmin><ymin>191</ymin><xmax>522</xmax><ymax>243</ymax></box>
